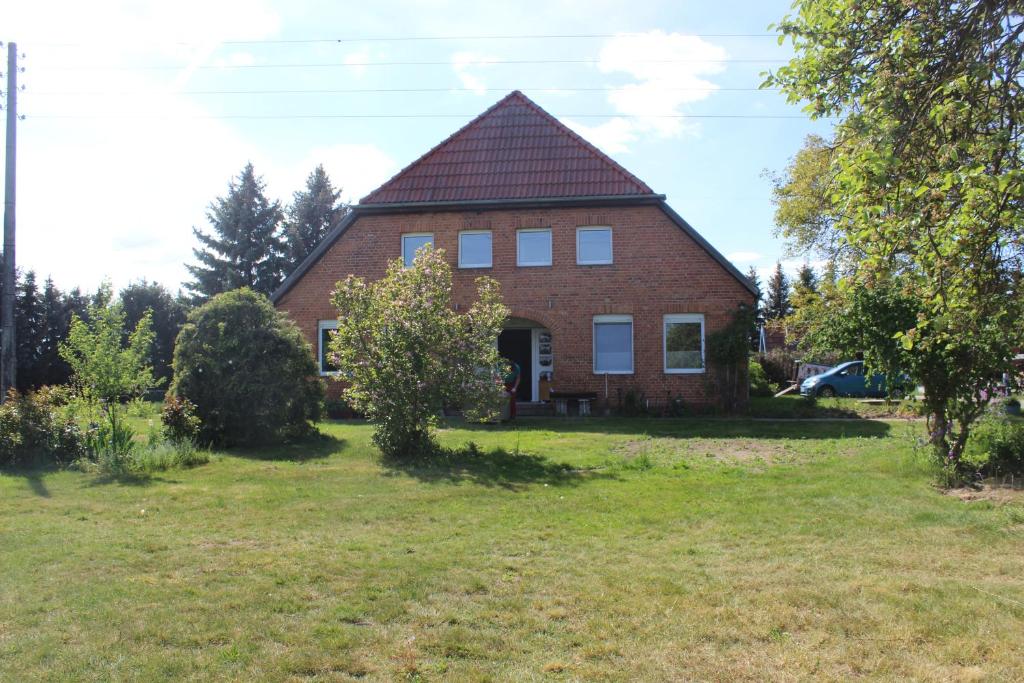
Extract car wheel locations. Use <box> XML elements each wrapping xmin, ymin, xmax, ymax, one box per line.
<box><xmin>818</xmin><ymin>386</ymin><xmax>837</xmax><ymax>398</ymax></box>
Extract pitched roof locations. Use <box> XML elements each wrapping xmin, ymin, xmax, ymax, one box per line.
<box><xmin>360</xmin><ymin>91</ymin><xmax>656</xmax><ymax>205</ymax></box>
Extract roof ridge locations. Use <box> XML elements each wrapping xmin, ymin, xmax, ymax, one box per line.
<box><xmin>359</xmin><ymin>91</ymin><xmax>526</xmax><ymax>204</ymax></box>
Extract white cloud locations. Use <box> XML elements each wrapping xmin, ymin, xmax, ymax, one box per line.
<box><xmin>727</xmin><ymin>251</ymin><xmax>764</xmax><ymax>264</ymax></box>
<box><xmin>562</xmin><ymin>117</ymin><xmax>638</xmax><ymax>154</ymax></box>
<box><xmin>2</xmin><ymin>0</ymin><xmax>285</xmax><ymax>292</ymax></box>
<box><xmin>573</xmin><ymin>31</ymin><xmax>727</xmax><ymax>152</ymax></box>
<box><xmin>451</xmin><ymin>51</ymin><xmax>499</xmax><ymax>95</ymax></box>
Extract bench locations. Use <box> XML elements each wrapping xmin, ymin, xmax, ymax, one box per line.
<box><xmin>549</xmin><ymin>391</ymin><xmax>599</xmax><ymax>417</ymax></box>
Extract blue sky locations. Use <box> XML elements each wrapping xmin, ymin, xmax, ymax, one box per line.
<box><xmin>7</xmin><ymin>0</ymin><xmax>833</xmax><ymax>293</ymax></box>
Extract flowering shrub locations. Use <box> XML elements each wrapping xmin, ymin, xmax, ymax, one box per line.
<box><xmin>329</xmin><ymin>245</ymin><xmax>509</xmax><ymax>458</ymax></box>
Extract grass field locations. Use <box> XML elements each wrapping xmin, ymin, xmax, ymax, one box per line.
<box><xmin>2</xmin><ymin>417</ymin><xmax>1023</xmax><ymax>681</ymax></box>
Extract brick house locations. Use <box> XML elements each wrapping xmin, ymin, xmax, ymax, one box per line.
<box><xmin>272</xmin><ymin>91</ymin><xmax>756</xmax><ymax>409</ymax></box>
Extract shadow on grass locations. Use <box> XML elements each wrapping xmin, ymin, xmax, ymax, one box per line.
<box><xmin>447</xmin><ymin>416</ymin><xmax>896</xmax><ymax>440</ymax></box>
<box><xmin>224</xmin><ymin>432</ymin><xmax>348</xmax><ymax>462</ymax></box>
<box><xmin>1</xmin><ymin>465</ymin><xmax>56</xmax><ymax>497</ymax></box>
<box><xmin>81</xmin><ymin>472</ymin><xmax>182</xmax><ymax>488</ymax></box>
<box><xmin>381</xmin><ymin>444</ymin><xmax>614</xmax><ymax>490</ymax></box>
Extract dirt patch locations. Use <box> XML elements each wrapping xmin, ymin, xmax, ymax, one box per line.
<box><xmin>616</xmin><ymin>437</ymin><xmax>801</xmax><ymax>467</ymax></box>
<box><xmin>945</xmin><ymin>485</ymin><xmax>1024</xmax><ymax>504</ymax></box>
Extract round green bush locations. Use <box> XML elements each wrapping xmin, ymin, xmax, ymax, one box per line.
<box><xmin>169</xmin><ymin>289</ymin><xmax>323</xmax><ymax>446</ymax></box>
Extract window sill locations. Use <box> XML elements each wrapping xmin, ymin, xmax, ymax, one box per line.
<box><xmin>593</xmin><ymin>370</ymin><xmax>634</xmax><ymax>375</ymax></box>
<box><xmin>665</xmin><ymin>368</ymin><xmax>705</xmax><ymax>375</ymax></box>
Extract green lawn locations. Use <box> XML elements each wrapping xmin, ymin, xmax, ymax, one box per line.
<box><xmin>2</xmin><ymin>418</ymin><xmax>1023</xmax><ymax>681</ymax></box>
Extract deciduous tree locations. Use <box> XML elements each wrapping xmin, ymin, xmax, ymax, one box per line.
<box><xmin>768</xmin><ymin>0</ymin><xmax>1024</xmax><ymax>472</ymax></box>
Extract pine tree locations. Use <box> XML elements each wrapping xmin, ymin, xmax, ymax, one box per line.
<box><xmin>284</xmin><ymin>165</ymin><xmax>349</xmax><ymax>275</ymax></box>
<box><xmin>186</xmin><ymin>163</ymin><xmax>285</xmax><ymax>302</ymax></box>
<box><xmin>765</xmin><ymin>262</ymin><xmax>792</xmax><ymax>320</ymax></box>
<box><xmin>119</xmin><ymin>280</ymin><xmax>188</xmax><ymax>385</ymax></box>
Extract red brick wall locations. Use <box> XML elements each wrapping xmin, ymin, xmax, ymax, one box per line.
<box><xmin>276</xmin><ymin>204</ymin><xmax>754</xmax><ymax>407</ymax></box>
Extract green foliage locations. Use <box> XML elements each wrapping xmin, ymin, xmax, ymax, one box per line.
<box><xmin>170</xmin><ymin>288</ymin><xmax>323</xmax><ymax>446</ymax></box>
<box><xmin>706</xmin><ymin>307</ymin><xmax>756</xmax><ymax>412</ymax></box>
<box><xmin>0</xmin><ymin>271</ymin><xmax>90</xmax><ymax>390</ymax></box>
<box><xmin>133</xmin><ymin>440</ymin><xmax>209</xmax><ymax>472</ymax></box>
<box><xmin>59</xmin><ymin>284</ymin><xmax>158</xmax><ymax>469</ymax></box>
<box><xmin>284</xmin><ymin>165</ymin><xmax>350</xmax><ymax>274</ymax></box>
<box><xmin>768</xmin><ymin>1</ymin><xmax>1024</xmax><ymax>469</ymax></box>
<box><xmin>186</xmin><ymin>163</ymin><xmax>286</xmax><ymax>303</ymax></box>
<box><xmin>161</xmin><ymin>395</ymin><xmax>201</xmax><ymax>445</ymax></box>
<box><xmin>60</xmin><ymin>283</ymin><xmax>157</xmax><ymax>405</ymax></box>
<box><xmin>766</xmin><ymin>134</ymin><xmax>855</xmax><ymax>267</ymax></box>
<box><xmin>0</xmin><ymin>387</ymin><xmax>86</xmax><ymax>468</ymax></box>
<box><xmin>963</xmin><ymin>414</ymin><xmax>1024</xmax><ymax>478</ymax></box>
<box><xmin>749</xmin><ymin>360</ymin><xmax>775</xmax><ymax>398</ymax></box>
<box><xmin>329</xmin><ymin>244</ymin><xmax>509</xmax><ymax>458</ymax></box>
<box><xmin>119</xmin><ymin>280</ymin><xmax>189</xmax><ymax>384</ymax></box>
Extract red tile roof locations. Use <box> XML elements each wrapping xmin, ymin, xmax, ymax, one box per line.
<box><xmin>359</xmin><ymin>91</ymin><xmax>656</xmax><ymax>205</ymax></box>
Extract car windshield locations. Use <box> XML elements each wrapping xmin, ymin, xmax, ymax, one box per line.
<box><xmin>835</xmin><ymin>362</ymin><xmax>861</xmax><ymax>375</ymax></box>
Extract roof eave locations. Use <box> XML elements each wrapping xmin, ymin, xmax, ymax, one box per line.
<box><xmin>357</xmin><ymin>193</ymin><xmax>666</xmax><ymax>214</ymax></box>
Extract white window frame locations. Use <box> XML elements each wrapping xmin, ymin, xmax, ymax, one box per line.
<box><xmin>593</xmin><ymin>314</ymin><xmax>634</xmax><ymax>375</ymax></box>
<box><xmin>663</xmin><ymin>313</ymin><xmax>705</xmax><ymax>374</ymax></box>
<box><xmin>318</xmin><ymin>319</ymin><xmax>340</xmax><ymax>376</ymax></box>
<box><xmin>516</xmin><ymin>228</ymin><xmax>552</xmax><ymax>267</ymax></box>
<box><xmin>401</xmin><ymin>232</ymin><xmax>433</xmax><ymax>267</ymax></box>
<box><xmin>458</xmin><ymin>230</ymin><xmax>493</xmax><ymax>268</ymax></box>
<box><xmin>576</xmin><ymin>226</ymin><xmax>613</xmax><ymax>265</ymax></box>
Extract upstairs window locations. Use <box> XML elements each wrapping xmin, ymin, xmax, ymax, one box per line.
<box><xmin>459</xmin><ymin>230</ymin><xmax>492</xmax><ymax>268</ymax></box>
<box><xmin>318</xmin><ymin>320</ymin><xmax>340</xmax><ymax>376</ymax></box>
<box><xmin>664</xmin><ymin>314</ymin><xmax>704</xmax><ymax>373</ymax></box>
<box><xmin>402</xmin><ymin>233</ymin><xmax>433</xmax><ymax>267</ymax></box>
<box><xmin>593</xmin><ymin>315</ymin><xmax>633</xmax><ymax>374</ymax></box>
<box><xmin>577</xmin><ymin>227</ymin><xmax>613</xmax><ymax>265</ymax></box>
<box><xmin>517</xmin><ymin>228</ymin><xmax>552</xmax><ymax>267</ymax></box>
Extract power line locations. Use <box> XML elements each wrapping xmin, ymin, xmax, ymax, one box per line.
<box><xmin>31</xmin><ymin>86</ymin><xmax>783</xmax><ymax>96</ymax></box>
<box><xmin>33</xmin><ymin>32</ymin><xmax>780</xmax><ymax>48</ymax></box>
<box><xmin>37</xmin><ymin>57</ymin><xmax>789</xmax><ymax>71</ymax></box>
<box><xmin>29</xmin><ymin>112</ymin><xmax>821</xmax><ymax>120</ymax></box>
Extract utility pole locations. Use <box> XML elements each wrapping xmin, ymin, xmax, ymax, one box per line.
<box><xmin>1</xmin><ymin>42</ymin><xmax>18</xmax><ymax>401</ymax></box>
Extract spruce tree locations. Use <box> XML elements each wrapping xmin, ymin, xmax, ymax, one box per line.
<box><xmin>746</xmin><ymin>265</ymin><xmax>764</xmax><ymax>350</ymax></box>
<box><xmin>765</xmin><ymin>262</ymin><xmax>792</xmax><ymax>320</ymax></box>
<box><xmin>37</xmin><ymin>278</ymin><xmax>72</xmax><ymax>387</ymax></box>
<box><xmin>795</xmin><ymin>263</ymin><xmax>818</xmax><ymax>295</ymax></box>
<box><xmin>186</xmin><ymin>163</ymin><xmax>285</xmax><ymax>302</ymax></box>
<box><xmin>15</xmin><ymin>271</ymin><xmax>44</xmax><ymax>391</ymax></box>
<box><xmin>284</xmin><ymin>165</ymin><xmax>349</xmax><ymax>275</ymax></box>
